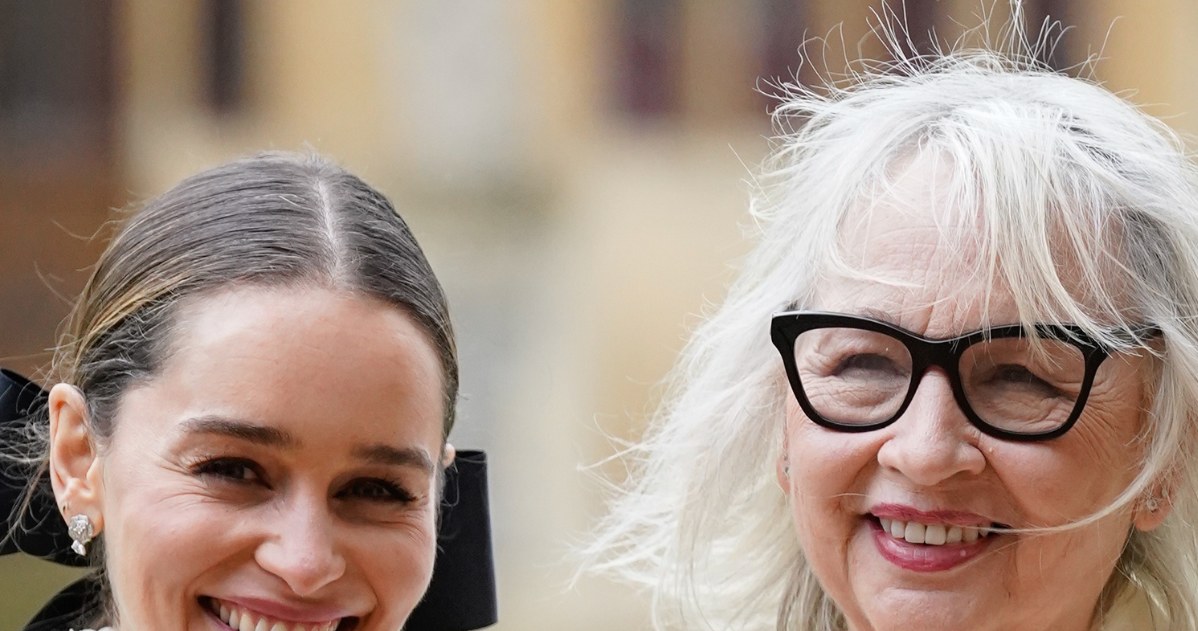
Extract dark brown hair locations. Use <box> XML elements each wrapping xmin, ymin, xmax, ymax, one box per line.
<box><xmin>21</xmin><ymin>152</ymin><xmax>457</xmax><ymax>627</ymax></box>
<box><xmin>58</xmin><ymin>151</ymin><xmax>458</xmax><ymax>442</ymax></box>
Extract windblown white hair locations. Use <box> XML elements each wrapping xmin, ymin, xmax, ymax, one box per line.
<box><xmin>584</xmin><ymin>19</ymin><xmax>1198</xmax><ymax>631</ymax></box>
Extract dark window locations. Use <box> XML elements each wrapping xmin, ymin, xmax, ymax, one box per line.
<box><xmin>0</xmin><ymin>0</ymin><xmax>118</xmax><ymax>376</ymax></box>
<box><xmin>894</xmin><ymin>0</ymin><xmax>938</xmax><ymax>61</ymax></box>
<box><xmin>0</xmin><ymin>0</ymin><xmax>114</xmax><ymax>161</ymax></box>
<box><xmin>613</xmin><ymin>0</ymin><xmax>683</xmax><ymax>118</ymax></box>
<box><xmin>758</xmin><ymin>0</ymin><xmax>810</xmax><ymax>110</ymax></box>
<box><xmin>204</xmin><ymin>0</ymin><xmax>246</xmax><ymax>114</ymax></box>
<box><xmin>1024</xmin><ymin>0</ymin><xmax>1077</xmax><ymax>72</ymax></box>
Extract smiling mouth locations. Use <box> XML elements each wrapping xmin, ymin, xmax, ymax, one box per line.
<box><xmin>869</xmin><ymin>515</ymin><xmax>1010</xmax><ymax>546</ymax></box>
<box><xmin>201</xmin><ymin>596</ymin><xmax>359</xmax><ymax>631</ymax></box>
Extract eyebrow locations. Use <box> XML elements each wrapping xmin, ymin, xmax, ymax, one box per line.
<box><xmin>353</xmin><ymin>444</ymin><xmax>436</xmax><ymax>474</ymax></box>
<box><xmin>178</xmin><ymin>415</ymin><xmax>435</xmax><ymax>473</ymax></box>
<box><xmin>857</xmin><ymin>307</ymin><xmax>900</xmax><ymax>325</ymax></box>
<box><xmin>180</xmin><ymin>416</ymin><xmax>297</xmax><ymax>447</ymax></box>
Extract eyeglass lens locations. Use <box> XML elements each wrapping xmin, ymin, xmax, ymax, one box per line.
<box><xmin>792</xmin><ymin>328</ymin><xmax>1088</xmax><ymax>434</ymax></box>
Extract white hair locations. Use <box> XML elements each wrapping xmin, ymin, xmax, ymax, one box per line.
<box><xmin>584</xmin><ymin>24</ymin><xmax>1198</xmax><ymax>631</ymax></box>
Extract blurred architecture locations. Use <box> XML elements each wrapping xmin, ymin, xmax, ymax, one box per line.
<box><xmin>2</xmin><ymin>1</ymin><xmax>1196</xmax><ymax>629</ymax></box>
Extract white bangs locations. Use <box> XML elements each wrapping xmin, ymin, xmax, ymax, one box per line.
<box><xmin>778</xmin><ymin>59</ymin><xmax>1188</xmax><ymax>353</ymax></box>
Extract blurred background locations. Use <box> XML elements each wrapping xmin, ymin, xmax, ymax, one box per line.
<box><xmin>1</xmin><ymin>0</ymin><xmax>1196</xmax><ymax>629</ymax></box>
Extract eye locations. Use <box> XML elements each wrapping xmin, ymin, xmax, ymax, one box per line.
<box><xmin>190</xmin><ymin>457</ymin><xmax>265</xmax><ymax>485</ymax></box>
<box><xmin>835</xmin><ymin>353</ymin><xmax>904</xmax><ymax>378</ymax></box>
<box><xmin>981</xmin><ymin>364</ymin><xmax>1063</xmax><ymax>396</ymax></box>
<box><xmin>339</xmin><ymin>478</ymin><xmax>418</xmax><ymax>504</ymax></box>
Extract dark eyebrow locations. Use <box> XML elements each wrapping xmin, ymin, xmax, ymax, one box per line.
<box><xmin>179</xmin><ymin>416</ymin><xmax>297</xmax><ymax>448</ymax></box>
<box><xmin>353</xmin><ymin>444</ymin><xmax>436</xmax><ymax>474</ymax></box>
<box><xmin>179</xmin><ymin>416</ymin><xmax>435</xmax><ymax>473</ymax></box>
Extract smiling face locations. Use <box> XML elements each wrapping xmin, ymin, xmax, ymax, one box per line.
<box><xmin>84</xmin><ymin>286</ymin><xmax>446</xmax><ymax>630</ymax></box>
<box><xmin>777</xmin><ymin>158</ymin><xmax>1163</xmax><ymax>631</ymax></box>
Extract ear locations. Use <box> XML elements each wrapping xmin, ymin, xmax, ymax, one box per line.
<box><xmin>1132</xmin><ymin>496</ymin><xmax>1171</xmax><ymax>532</ymax></box>
<box><xmin>47</xmin><ymin>384</ymin><xmax>104</xmax><ymax>531</ymax></box>
<box><xmin>1132</xmin><ymin>477</ymin><xmax>1174</xmax><ymax>532</ymax></box>
<box><xmin>442</xmin><ymin>442</ymin><xmax>456</xmax><ymax>468</ymax></box>
<box><xmin>775</xmin><ymin>425</ymin><xmax>791</xmax><ymax>493</ymax></box>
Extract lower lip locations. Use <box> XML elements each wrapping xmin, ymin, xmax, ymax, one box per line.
<box><xmin>868</xmin><ymin>519</ymin><xmax>994</xmax><ymax>572</ymax></box>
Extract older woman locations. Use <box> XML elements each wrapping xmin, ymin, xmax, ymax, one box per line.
<box><xmin>589</xmin><ymin>43</ymin><xmax>1198</xmax><ymax>631</ymax></box>
<box><xmin>1</xmin><ymin>153</ymin><xmax>495</xmax><ymax>631</ymax></box>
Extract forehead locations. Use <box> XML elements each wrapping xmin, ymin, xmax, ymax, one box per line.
<box><xmin>816</xmin><ymin>157</ymin><xmax>1017</xmax><ymax>334</ymax></box>
<box><xmin>129</xmin><ymin>285</ymin><xmax>446</xmax><ymax>448</ymax></box>
<box><xmin>814</xmin><ymin>150</ymin><xmax>1138</xmax><ymax>336</ymax></box>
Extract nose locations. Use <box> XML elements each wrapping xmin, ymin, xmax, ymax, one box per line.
<box><xmin>875</xmin><ymin>368</ymin><xmax>986</xmax><ymax>486</ymax></box>
<box><xmin>255</xmin><ymin>495</ymin><xmax>347</xmax><ymax>597</ymax></box>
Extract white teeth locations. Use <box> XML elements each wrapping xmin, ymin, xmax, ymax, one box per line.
<box><xmin>903</xmin><ymin>521</ymin><xmax>926</xmax><ymax>544</ymax></box>
<box><xmin>924</xmin><ymin>524</ymin><xmax>947</xmax><ymax>545</ymax></box>
<box><xmin>212</xmin><ymin>597</ymin><xmax>341</xmax><ymax>631</ymax></box>
<box><xmin>880</xmin><ymin>518</ymin><xmax>994</xmax><ymax>546</ymax></box>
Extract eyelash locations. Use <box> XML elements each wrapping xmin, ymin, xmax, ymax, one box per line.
<box><xmin>187</xmin><ymin>457</ymin><xmax>417</xmax><ymax>504</ymax></box>
<box><xmin>191</xmin><ymin>457</ymin><xmax>264</xmax><ymax>485</ymax></box>
<box><xmin>338</xmin><ymin>478</ymin><xmax>418</xmax><ymax>504</ymax></box>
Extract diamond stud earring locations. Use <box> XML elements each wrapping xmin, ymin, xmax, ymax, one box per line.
<box><xmin>67</xmin><ymin>514</ymin><xmax>95</xmax><ymax>556</ymax></box>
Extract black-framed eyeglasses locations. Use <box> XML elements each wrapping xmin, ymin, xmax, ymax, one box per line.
<box><xmin>770</xmin><ymin>311</ymin><xmax>1154</xmax><ymax>442</ymax></box>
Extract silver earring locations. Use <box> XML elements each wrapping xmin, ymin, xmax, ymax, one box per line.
<box><xmin>1145</xmin><ymin>496</ymin><xmax>1162</xmax><ymax>514</ymax></box>
<box><xmin>67</xmin><ymin>514</ymin><xmax>95</xmax><ymax>556</ymax></box>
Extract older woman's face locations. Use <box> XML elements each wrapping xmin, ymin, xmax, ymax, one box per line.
<box><xmin>778</xmin><ymin>161</ymin><xmax>1162</xmax><ymax>631</ymax></box>
<box><xmin>93</xmin><ymin>287</ymin><xmax>445</xmax><ymax>630</ymax></box>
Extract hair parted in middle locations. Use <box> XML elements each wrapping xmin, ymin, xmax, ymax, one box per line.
<box><xmin>8</xmin><ymin>151</ymin><xmax>458</xmax><ymax>628</ymax></box>
<box><xmin>584</xmin><ymin>15</ymin><xmax>1198</xmax><ymax>631</ymax></box>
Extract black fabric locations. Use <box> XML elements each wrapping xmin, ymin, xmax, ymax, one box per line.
<box><xmin>408</xmin><ymin>450</ymin><xmax>499</xmax><ymax>631</ymax></box>
<box><xmin>22</xmin><ymin>576</ymin><xmax>94</xmax><ymax>631</ymax></box>
<box><xmin>1</xmin><ymin>369</ymin><xmax>497</xmax><ymax>631</ymax></box>
<box><xmin>0</xmin><ymin>369</ymin><xmax>88</xmax><ymax>566</ymax></box>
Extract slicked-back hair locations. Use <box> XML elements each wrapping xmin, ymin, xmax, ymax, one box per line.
<box><xmin>62</xmin><ymin>152</ymin><xmax>458</xmax><ymax>442</ymax></box>
<box><xmin>14</xmin><ymin>151</ymin><xmax>457</xmax><ymax>628</ymax></box>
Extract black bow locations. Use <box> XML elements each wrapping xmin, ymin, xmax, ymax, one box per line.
<box><xmin>0</xmin><ymin>369</ymin><xmax>497</xmax><ymax>631</ymax></box>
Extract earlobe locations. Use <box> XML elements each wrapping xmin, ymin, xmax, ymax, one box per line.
<box><xmin>775</xmin><ymin>427</ymin><xmax>791</xmax><ymax>493</ymax></box>
<box><xmin>47</xmin><ymin>384</ymin><xmax>103</xmax><ymax>530</ymax></box>
<box><xmin>442</xmin><ymin>442</ymin><xmax>457</xmax><ymax>468</ymax></box>
<box><xmin>1132</xmin><ymin>493</ymin><xmax>1171</xmax><ymax>532</ymax></box>
<box><xmin>775</xmin><ymin>454</ymin><xmax>791</xmax><ymax>493</ymax></box>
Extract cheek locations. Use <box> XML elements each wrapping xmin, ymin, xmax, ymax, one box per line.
<box><xmin>996</xmin><ymin>408</ymin><xmax>1145</xmax><ymax>523</ymax></box>
<box><xmin>102</xmin><ymin>492</ymin><xmax>234</xmax><ymax>625</ymax></box>
<box><xmin>353</xmin><ymin>517</ymin><xmax>439</xmax><ymax>622</ymax></box>
<box><xmin>783</xmin><ymin>405</ymin><xmax>867</xmax><ymax>607</ymax></box>
<box><xmin>784</xmin><ymin>401</ymin><xmax>873</xmax><ymax>534</ymax></box>
<box><xmin>785</xmin><ymin>398</ymin><xmax>874</xmax><ymax>484</ymax></box>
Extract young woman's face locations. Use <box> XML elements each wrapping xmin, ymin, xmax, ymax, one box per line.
<box><xmin>95</xmin><ymin>286</ymin><xmax>446</xmax><ymax>630</ymax></box>
<box><xmin>778</xmin><ymin>159</ymin><xmax>1165</xmax><ymax>631</ymax></box>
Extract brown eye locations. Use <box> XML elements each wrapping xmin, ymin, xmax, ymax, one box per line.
<box><xmin>192</xmin><ymin>458</ymin><xmax>266</xmax><ymax>485</ymax></box>
<box><xmin>340</xmin><ymin>478</ymin><xmax>417</xmax><ymax>504</ymax></box>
